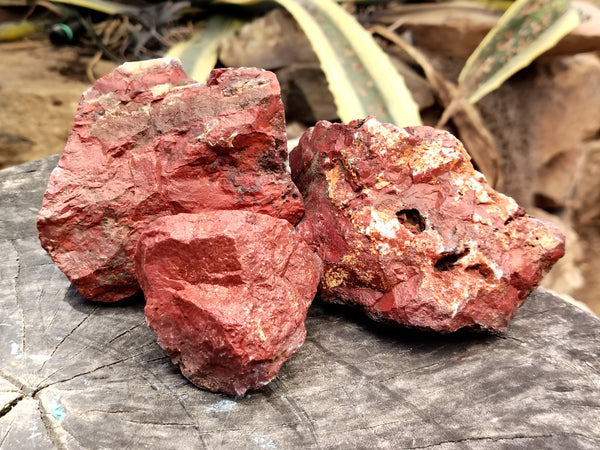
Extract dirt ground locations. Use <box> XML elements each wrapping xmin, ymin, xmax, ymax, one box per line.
<box><xmin>1</xmin><ymin>40</ymin><xmax>598</xmax><ymax>316</ymax></box>
<box><xmin>0</xmin><ymin>41</ymin><xmax>116</xmax><ymax>168</ymax></box>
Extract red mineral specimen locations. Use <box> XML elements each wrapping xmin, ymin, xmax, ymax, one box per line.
<box><xmin>290</xmin><ymin>117</ymin><xmax>565</xmax><ymax>333</ymax></box>
<box><xmin>135</xmin><ymin>211</ymin><xmax>321</xmax><ymax>395</ymax></box>
<box><xmin>37</xmin><ymin>58</ymin><xmax>303</xmax><ymax>301</ymax></box>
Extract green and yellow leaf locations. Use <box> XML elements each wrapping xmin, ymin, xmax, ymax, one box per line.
<box><xmin>51</xmin><ymin>0</ymin><xmax>421</xmax><ymax>125</ymax></box>
<box><xmin>271</xmin><ymin>0</ymin><xmax>421</xmax><ymax>126</ymax></box>
<box><xmin>459</xmin><ymin>0</ymin><xmax>581</xmax><ymax>104</ymax></box>
<box><xmin>166</xmin><ymin>15</ymin><xmax>243</xmax><ymax>82</ymax></box>
<box><xmin>0</xmin><ymin>21</ymin><xmax>43</xmax><ymax>42</ymax></box>
<box><xmin>49</xmin><ymin>0</ymin><xmax>141</xmax><ymax>16</ymax></box>
<box><xmin>215</xmin><ymin>0</ymin><xmax>421</xmax><ymax>126</ymax></box>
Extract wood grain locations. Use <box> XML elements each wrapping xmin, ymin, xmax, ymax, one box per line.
<box><xmin>1</xmin><ymin>156</ymin><xmax>599</xmax><ymax>449</ymax></box>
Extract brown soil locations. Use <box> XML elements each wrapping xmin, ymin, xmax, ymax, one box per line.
<box><xmin>1</xmin><ymin>39</ymin><xmax>598</xmax><ymax>316</ymax></box>
<box><xmin>0</xmin><ymin>41</ymin><xmax>117</xmax><ymax>168</ymax></box>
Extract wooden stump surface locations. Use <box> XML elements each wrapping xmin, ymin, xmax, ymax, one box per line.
<box><xmin>1</xmin><ymin>156</ymin><xmax>599</xmax><ymax>449</ymax></box>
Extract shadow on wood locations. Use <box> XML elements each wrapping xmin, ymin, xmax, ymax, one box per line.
<box><xmin>1</xmin><ymin>156</ymin><xmax>599</xmax><ymax>449</ymax></box>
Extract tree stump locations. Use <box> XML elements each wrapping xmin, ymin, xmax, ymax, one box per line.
<box><xmin>1</xmin><ymin>156</ymin><xmax>599</xmax><ymax>449</ymax></box>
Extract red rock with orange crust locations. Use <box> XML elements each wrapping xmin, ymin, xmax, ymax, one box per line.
<box><xmin>37</xmin><ymin>58</ymin><xmax>303</xmax><ymax>302</ymax></box>
<box><xmin>135</xmin><ymin>211</ymin><xmax>321</xmax><ymax>395</ymax></box>
<box><xmin>290</xmin><ymin>117</ymin><xmax>565</xmax><ymax>332</ymax></box>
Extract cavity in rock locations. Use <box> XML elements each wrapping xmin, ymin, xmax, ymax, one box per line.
<box><xmin>291</xmin><ymin>116</ymin><xmax>565</xmax><ymax>332</ymax></box>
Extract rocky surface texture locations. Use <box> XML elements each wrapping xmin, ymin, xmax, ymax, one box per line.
<box><xmin>135</xmin><ymin>211</ymin><xmax>321</xmax><ymax>395</ymax></box>
<box><xmin>291</xmin><ymin>117</ymin><xmax>566</xmax><ymax>332</ymax></box>
<box><xmin>37</xmin><ymin>58</ymin><xmax>303</xmax><ymax>302</ymax></box>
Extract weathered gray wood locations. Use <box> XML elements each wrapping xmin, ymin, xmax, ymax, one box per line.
<box><xmin>1</xmin><ymin>156</ymin><xmax>599</xmax><ymax>449</ymax></box>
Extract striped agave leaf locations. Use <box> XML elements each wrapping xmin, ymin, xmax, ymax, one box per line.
<box><xmin>270</xmin><ymin>0</ymin><xmax>421</xmax><ymax>126</ymax></box>
<box><xmin>166</xmin><ymin>15</ymin><xmax>243</xmax><ymax>82</ymax></box>
<box><xmin>459</xmin><ymin>0</ymin><xmax>581</xmax><ymax>104</ymax></box>
<box><xmin>215</xmin><ymin>0</ymin><xmax>421</xmax><ymax>126</ymax></box>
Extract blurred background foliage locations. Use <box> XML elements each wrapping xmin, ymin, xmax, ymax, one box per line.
<box><xmin>1</xmin><ymin>0</ymin><xmax>595</xmax><ymax>183</ymax></box>
<box><xmin>0</xmin><ymin>0</ymin><xmax>599</xmax><ymax>313</ymax></box>
<box><xmin>0</xmin><ymin>0</ymin><xmax>591</xmax><ymax>131</ymax></box>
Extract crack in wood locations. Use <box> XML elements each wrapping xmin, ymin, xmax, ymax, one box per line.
<box><xmin>7</xmin><ymin>240</ymin><xmax>26</xmax><ymax>358</ymax></box>
<box><xmin>142</xmin><ymin>355</ymin><xmax>170</xmax><ymax>364</ymax></box>
<box><xmin>2</xmin><ymin>159</ymin><xmax>600</xmax><ymax>448</ymax></box>
<box><xmin>36</xmin><ymin>394</ymin><xmax>83</xmax><ymax>450</ymax></box>
<box><xmin>33</xmin><ymin>355</ymin><xmax>140</xmax><ymax>396</ymax></box>
<box><xmin>36</xmin><ymin>403</ymin><xmax>67</xmax><ymax>450</ymax></box>
<box><xmin>80</xmin><ymin>409</ymin><xmax>137</xmax><ymax>414</ymax></box>
<box><xmin>0</xmin><ymin>372</ymin><xmax>25</xmax><ymax>393</ymax></box>
<box><xmin>0</xmin><ymin>393</ymin><xmax>71</xmax><ymax>450</ymax></box>
<box><xmin>44</xmin><ymin>295</ymin><xmax>64</xmax><ymax>334</ymax></box>
<box><xmin>0</xmin><ymin>422</ymin><xmax>13</xmax><ymax>449</ymax></box>
<box><xmin>34</xmin><ymin>339</ymin><xmax>159</xmax><ymax>392</ymax></box>
<box><xmin>106</xmin><ymin>321</ymin><xmax>147</xmax><ymax>345</ymax></box>
<box><xmin>339</xmin><ymin>417</ymin><xmax>409</xmax><ymax>435</ymax></box>
<box><xmin>583</xmin><ymin>361</ymin><xmax>600</xmax><ymax>376</ymax></box>
<box><xmin>0</xmin><ymin>395</ymin><xmax>24</xmax><ymax>419</ymax></box>
<box><xmin>34</xmin><ymin>347</ymin><xmax>91</xmax><ymax>389</ymax></box>
<box><xmin>406</xmin><ymin>433</ymin><xmax>590</xmax><ymax>449</ymax></box>
<box><xmin>502</xmin><ymin>334</ymin><xmax>527</xmax><ymax>344</ymax></box>
<box><xmin>378</xmin><ymin>360</ymin><xmax>446</xmax><ymax>383</ymax></box>
<box><xmin>38</xmin><ymin>306</ymin><xmax>99</xmax><ymax>374</ymax></box>
<box><xmin>174</xmin><ymin>401</ymin><xmax>208</xmax><ymax>449</ymax></box>
<box><xmin>133</xmin><ymin>361</ymin><xmax>209</xmax><ymax>448</ymax></box>
<box><xmin>305</xmin><ymin>337</ymin><xmax>468</xmax><ymax>442</ymax></box>
<box><xmin>280</xmin><ymin>393</ymin><xmax>322</xmax><ymax>449</ymax></box>
<box><xmin>121</xmin><ymin>418</ymin><xmax>196</xmax><ymax>427</ymax></box>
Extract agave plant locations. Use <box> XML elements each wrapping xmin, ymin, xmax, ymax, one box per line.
<box><xmin>46</xmin><ymin>0</ymin><xmax>584</xmax><ymax>164</ymax></box>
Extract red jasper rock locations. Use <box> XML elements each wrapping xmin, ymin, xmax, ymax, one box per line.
<box><xmin>135</xmin><ymin>211</ymin><xmax>321</xmax><ymax>395</ymax></box>
<box><xmin>37</xmin><ymin>58</ymin><xmax>303</xmax><ymax>302</ymax></box>
<box><xmin>291</xmin><ymin>117</ymin><xmax>565</xmax><ymax>333</ymax></box>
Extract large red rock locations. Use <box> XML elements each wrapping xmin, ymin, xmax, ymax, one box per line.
<box><xmin>37</xmin><ymin>58</ymin><xmax>303</xmax><ymax>302</ymax></box>
<box><xmin>135</xmin><ymin>211</ymin><xmax>321</xmax><ymax>395</ymax></box>
<box><xmin>290</xmin><ymin>117</ymin><xmax>565</xmax><ymax>333</ymax></box>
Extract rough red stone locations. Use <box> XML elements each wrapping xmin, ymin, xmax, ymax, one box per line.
<box><xmin>290</xmin><ymin>117</ymin><xmax>565</xmax><ymax>333</ymax></box>
<box><xmin>135</xmin><ymin>211</ymin><xmax>321</xmax><ymax>395</ymax></box>
<box><xmin>37</xmin><ymin>58</ymin><xmax>303</xmax><ymax>302</ymax></box>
